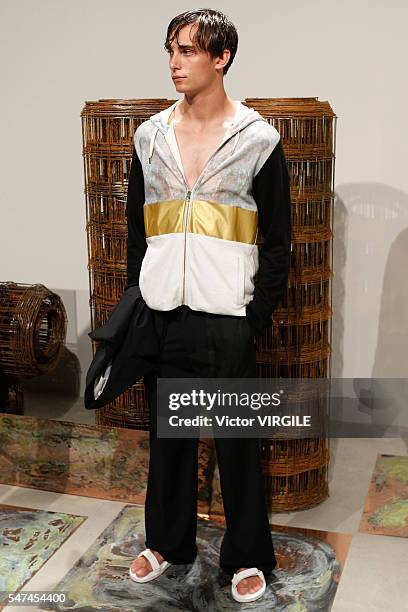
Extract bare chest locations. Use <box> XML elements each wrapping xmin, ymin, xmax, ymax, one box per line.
<box><xmin>173</xmin><ymin>122</ymin><xmax>229</xmax><ymax>191</ymax></box>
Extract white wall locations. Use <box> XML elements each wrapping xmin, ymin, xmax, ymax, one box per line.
<box><xmin>1</xmin><ymin>0</ymin><xmax>407</xmax><ymax>396</ymax></box>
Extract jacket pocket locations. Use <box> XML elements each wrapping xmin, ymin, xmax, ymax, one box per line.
<box><xmin>187</xmin><ymin>236</ymin><xmax>245</xmax><ymax>314</ymax></box>
<box><xmin>139</xmin><ymin>236</ymin><xmax>184</xmax><ymax>309</ymax></box>
<box><xmin>237</xmin><ymin>255</ymin><xmax>245</xmax><ymax>306</ymax></box>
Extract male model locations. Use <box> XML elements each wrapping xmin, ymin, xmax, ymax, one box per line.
<box><xmin>126</xmin><ymin>8</ymin><xmax>291</xmax><ymax>604</ymax></box>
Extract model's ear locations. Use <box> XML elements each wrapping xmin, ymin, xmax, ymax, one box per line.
<box><xmin>214</xmin><ymin>49</ymin><xmax>230</xmax><ymax>72</ymax></box>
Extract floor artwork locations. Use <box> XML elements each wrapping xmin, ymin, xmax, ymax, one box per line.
<box><xmin>0</xmin><ymin>414</ymin><xmax>214</xmax><ymax>515</ymax></box>
<box><xmin>359</xmin><ymin>453</ymin><xmax>408</xmax><ymax>537</ymax></box>
<box><xmin>40</xmin><ymin>504</ymin><xmax>351</xmax><ymax>612</ymax></box>
<box><xmin>0</xmin><ymin>504</ymin><xmax>86</xmax><ymax>610</ymax></box>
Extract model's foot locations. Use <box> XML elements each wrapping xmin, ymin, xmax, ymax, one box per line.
<box><xmin>235</xmin><ymin>567</ymin><xmax>263</xmax><ymax>595</ymax></box>
<box><xmin>130</xmin><ymin>549</ymin><xmax>165</xmax><ymax>577</ymax></box>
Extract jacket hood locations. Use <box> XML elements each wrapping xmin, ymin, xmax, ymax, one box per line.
<box><xmin>149</xmin><ymin>99</ymin><xmax>267</xmax><ymax>137</ymax></box>
<box><xmin>146</xmin><ymin>99</ymin><xmax>267</xmax><ymax>164</ymax></box>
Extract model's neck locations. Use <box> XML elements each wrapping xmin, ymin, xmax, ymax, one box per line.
<box><xmin>178</xmin><ymin>88</ymin><xmax>235</xmax><ymax>125</ymax></box>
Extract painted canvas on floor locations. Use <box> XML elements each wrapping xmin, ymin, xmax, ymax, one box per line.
<box><xmin>0</xmin><ymin>504</ymin><xmax>85</xmax><ymax>610</ymax></box>
<box><xmin>0</xmin><ymin>414</ymin><xmax>213</xmax><ymax>516</ymax></box>
<box><xmin>359</xmin><ymin>453</ymin><xmax>408</xmax><ymax>537</ymax></box>
<box><xmin>41</xmin><ymin>504</ymin><xmax>351</xmax><ymax>611</ymax></box>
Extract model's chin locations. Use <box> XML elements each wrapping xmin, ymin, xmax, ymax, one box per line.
<box><xmin>173</xmin><ymin>79</ymin><xmax>186</xmax><ymax>88</ymax></box>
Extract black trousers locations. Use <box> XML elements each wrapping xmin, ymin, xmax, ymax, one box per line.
<box><xmin>143</xmin><ymin>304</ymin><xmax>277</xmax><ymax>578</ymax></box>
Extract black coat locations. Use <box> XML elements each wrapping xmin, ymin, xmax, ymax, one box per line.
<box><xmin>84</xmin><ymin>285</ymin><xmax>160</xmax><ymax>410</ymax></box>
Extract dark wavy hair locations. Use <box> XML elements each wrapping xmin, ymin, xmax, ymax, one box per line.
<box><xmin>164</xmin><ymin>8</ymin><xmax>238</xmax><ymax>75</ymax></box>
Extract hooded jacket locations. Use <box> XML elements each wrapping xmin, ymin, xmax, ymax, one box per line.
<box><xmin>126</xmin><ymin>98</ymin><xmax>291</xmax><ymax>336</ymax></box>
<box><xmin>84</xmin><ymin>99</ymin><xmax>291</xmax><ymax>409</ymax></box>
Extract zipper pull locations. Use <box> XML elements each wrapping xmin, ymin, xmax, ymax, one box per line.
<box><xmin>186</xmin><ymin>189</ymin><xmax>191</xmax><ymax>200</ymax></box>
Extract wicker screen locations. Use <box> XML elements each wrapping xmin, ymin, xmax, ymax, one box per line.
<box><xmin>243</xmin><ymin>97</ymin><xmax>337</xmax><ymax>510</ymax></box>
<box><xmin>81</xmin><ymin>97</ymin><xmax>337</xmax><ymax>512</ymax></box>
<box><xmin>81</xmin><ymin>99</ymin><xmax>176</xmax><ymax>429</ymax></box>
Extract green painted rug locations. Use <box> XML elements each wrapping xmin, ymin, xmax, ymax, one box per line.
<box><xmin>359</xmin><ymin>453</ymin><xmax>408</xmax><ymax>537</ymax></box>
<box><xmin>0</xmin><ymin>504</ymin><xmax>85</xmax><ymax>608</ymax></box>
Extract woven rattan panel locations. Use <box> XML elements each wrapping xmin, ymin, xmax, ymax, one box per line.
<box><xmin>81</xmin><ymin>99</ymin><xmax>177</xmax><ymax>429</ymax></box>
<box><xmin>81</xmin><ymin>97</ymin><xmax>337</xmax><ymax>512</ymax></box>
<box><xmin>243</xmin><ymin>97</ymin><xmax>337</xmax><ymax>511</ymax></box>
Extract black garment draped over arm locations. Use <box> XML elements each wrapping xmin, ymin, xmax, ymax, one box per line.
<box><xmin>125</xmin><ymin>145</ymin><xmax>147</xmax><ymax>290</ymax></box>
<box><xmin>245</xmin><ymin>139</ymin><xmax>292</xmax><ymax>337</ymax></box>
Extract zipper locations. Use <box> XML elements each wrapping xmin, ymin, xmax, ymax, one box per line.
<box><xmin>159</xmin><ymin>122</ymin><xmax>242</xmax><ymax>305</ymax></box>
<box><xmin>182</xmin><ymin>189</ymin><xmax>192</xmax><ymax>303</ymax></box>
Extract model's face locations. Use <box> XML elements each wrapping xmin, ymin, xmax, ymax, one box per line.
<box><xmin>167</xmin><ymin>22</ymin><xmax>228</xmax><ymax>94</ymax></box>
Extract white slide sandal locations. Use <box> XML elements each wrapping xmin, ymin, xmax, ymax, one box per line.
<box><xmin>231</xmin><ymin>567</ymin><xmax>266</xmax><ymax>603</ymax></box>
<box><xmin>129</xmin><ymin>548</ymin><xmax>171</xmax><ymax>583</ymax></box>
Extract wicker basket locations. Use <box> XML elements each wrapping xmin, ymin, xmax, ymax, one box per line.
<box><xmin>0</xmin><ymin>282</ymin><xmax>67</xmax><ymax>377</ymax></box>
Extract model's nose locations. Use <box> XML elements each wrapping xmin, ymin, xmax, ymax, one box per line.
<box><xmin>169</xmin><ymin>54</ymin><xmax>181</xmax><ymax>70</ymax></box>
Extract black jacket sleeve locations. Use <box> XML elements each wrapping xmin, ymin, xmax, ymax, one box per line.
<box><xmin>125</xmin><ymin>144</ymin><xmax>147</xmax><ymax>290</ymax></box>
<box><xmin>245</xmin><ymin>139</ymin><xmax>291</xmax><ymax>336</ymax></box>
